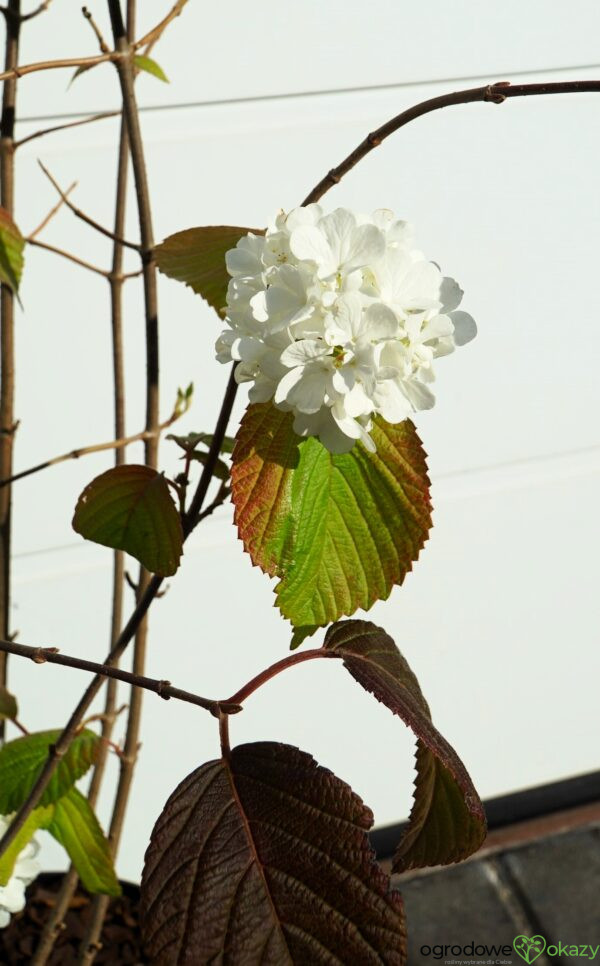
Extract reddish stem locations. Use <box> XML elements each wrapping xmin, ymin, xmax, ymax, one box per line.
<box><xmin>226</xmin><ymin>648</ymin><xmax>336</xmax><ymax>707</ymax></box>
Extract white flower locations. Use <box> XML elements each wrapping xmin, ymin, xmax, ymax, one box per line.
<box><xmin>0</xmin><ymin>814</ymin><xmax>41</xmax><ymax>928</ymax></box>
<box><xmin>216</xmin><ymin>206</ymin><xmax>477</xmax><ymax>453</ymax></box>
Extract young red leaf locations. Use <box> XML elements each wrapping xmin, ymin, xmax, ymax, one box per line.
<box><xmin>231</xmin><ymin>403</ymin><xmax>432</xmax><ymax>643</ymax></box>
<box><xmin>323</xmin><ymin>620</ymin><xmax>486</xmax><ymax>871</ymax></box>
<box><xmin>154</xmin><ymin>225</ymin><xmax>263</xmax><ymax>314</ymax></box>
<box><xmin>141</xmin><ymin>742</ymin><xmax>406</xmax><ymax>965</ymax></box>
<box><xmin>72</xmin><ymin>464</ymin><xmax>183</xmax><ymax>576</ymax></box>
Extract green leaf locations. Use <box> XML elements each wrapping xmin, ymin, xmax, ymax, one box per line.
<box><xmin>72</xmin><ymin>464</ymin><xmax>183</xmax><ymax>576</ymax></box>
<box><xmin>231</xmin><ymin>403</ymin><xmax>432</xmax><ymax>642</ymax></box>
<box><xmin>167</xmin><ymin>431</ymin><xmax>236</xmax><ymax>455</ymax></box>
<box><xmin>0</xmin><ymin>207</ymin><xmax>24</xmax><ymax>296</ymax></box>
<box><xmin>197</xmin><ymin>432</ymin><xmax>236</xmax><ymax>454</ymax></box>
<box><xmin>187</xmin><ymin>450</ymin><xmax>230</xmax><ymax>482</ymax></box>
<box><xmin>0</xmin><ymin>685</ymin><xmax>18</xmax><ymax>721</ymax></box>
<box><xmin>134</xmin><ymin>54</ymin><xmax>169</xmax><ymax>83</ymax></box>
<box><xmin>154</xmin><ymin>226</ymin><xmax>263</xmax><ymax>314</ymax></box>
<box><xmin>323</xmin><ymin>620</ymin><xmax>487</xmax><ymax>871</ymax></box>
<box><xmin>174</xmin><ymin>382</ymin><xmax>194</xmax><ymax>417</ymax></box>
<box><xmin>0</xmin><ymin>804</ymin><xmax>53</xmax><ymax>887</ymax></box>
<box><xmin>0</xmin><ymin>728</ymin><xmax>100</xmax><ymax>812</ymax></box>
<box><xmin>141</xmin><ymin>742</ymin><xmax>406</xmax><ymax>964</ymax></box>
<box><xmin>48</xmin><ymin>789</ymin><xmax>120</xmax><ymax>896</ymax></box>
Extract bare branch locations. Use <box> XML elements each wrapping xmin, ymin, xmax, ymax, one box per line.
<box><xmin>79</xmin><ymin>3</ymin><xmax>164</xmax><ymax>958</ymax></box>
<box><xmin>0</xmin><ymin>0</ymin><xmax>22</xmax><ymax>741</ymax></box>
<box><xmin>134</xmin><ymin>0</ymin><xmax>188</xmax><ymax>51</ymax></box>
<box><xmin>0</xmin><ymin>401</ymin><xmax>185</xmax><ymax>488</ymax></box>
<box><xmin>0</xmin><ymin>637</ymin><xmax>237</xmax><ymax>715</ymax></box>
<box><xmin>81</xmin><ymin>5</ymin><xmax>109</xmax><ymax>53</ymax></box>
<box><xmin>37</xmin><ymin>160</ymin><xmax>141</xmax><ymax>251</ymax></box>
<box><xmin>27</xmin><ymin>180</ymin><xmax>77</xmax><ymax>239</ymax></box>
<box><xmin>26</xmin><ymin>237</ymin><xmax>107</xmax><ymax>276</ymax></box>
<box><xmin>19</xmin><ymin>0</ymin><xmax>52</xmax><ymax>22</ymax></box>
<box><xmin>15</xmin><ymin>111</ymin><xmax>119</xmax><ymax>151</ymax></box>
<box><xmin>0</xmin><ymin>51</ymin><xmax>116</xmax><ymax>84</ymax></box>
<box><xmin>302</xmin><ymin>78</ymin><xmax>600</xmax><ymax>205</ymax></box>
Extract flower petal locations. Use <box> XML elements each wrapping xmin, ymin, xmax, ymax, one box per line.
<box><xmin>450</xmin><ymin>310</ymin><xmax>478</xmax><ymax>346</ymax></box>
<box><xmin>290</xmin><ymin>226</ymin><xmax>335</xmax><ymax>276</ymax></box>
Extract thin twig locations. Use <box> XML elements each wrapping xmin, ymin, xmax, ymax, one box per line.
<box><xmin>0</xmin><ymin>639</ymin><xmax>237</xmax><ymax>714</ymax></box>
<box><xmin>28</xmin><ymin>180</ymin><xmax>76</xmax><ymax>238</ymax></box>
<box><xmin>38</xmin><ymin>160</ymin><xmax>140</xmax><ymax>251</ymax></box>
<box><xmin>302</xmin><ymin>78</ymin><xmax>600</xmax><ymax>205</ymax></box>
<box><xmin>26</xmin><ymin>237</ymin><xmax>107</xmax><ymax>277</ymax></box>
<box><xmin>0</xmin><ymin>404</ymin><xmax>183</xmax><ymax>488</ymax></box>
<box><xmin>133</xmin><ymin>0</ymin><xmax>188</xmax><ymax>51</ymax></box>
<box><xmin>82</xmin><ymin>5</ymin><xmax>109</xmax><ymax>54</ymax></box>
<box><xmin>15</xmin><ymin>111</ymin><xmax>119</xmax><ymax>150</ymax></box>
<box><xmin>18</xmin><ymin>0</ymin><xmax>53</xmax><ymax>22</ymax></box>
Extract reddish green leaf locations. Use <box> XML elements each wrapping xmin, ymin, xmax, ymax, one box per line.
<box><xmin>141</xmin><ymin>742</ymin><xmax>406</xmax><ymax>965</ymax></box>
<box><xmin>48</xmin><ymin>789</ymin><xmax>120</xmax><ymax>896</ymax></box>
<box><xmin>72</xmin><ymin>465</ymin><xmax>183</xmax><ymax>576</ymax></box>
<box><xmin>154</xmin><ymin>225</ymin><xmax>263</xmax><ymax>314</ymax></box>
<box><xmin>0</xmin><ymin>728</ymin><xmax>100</xmax><ymax>812</ymax></box>
<box><xmin>323</xmin><ymin>620</ymin><xmax>486</xmax><ymax>871</ymax></box>
<box><xmin>231</xmin><ymin>403</ymin><xmax>432</xmax><ymax>644</ymax></box>
<box><xmin>0</xmin><ymin>207</ymin><xmax>24</xmax><ymax>295</ymax></box>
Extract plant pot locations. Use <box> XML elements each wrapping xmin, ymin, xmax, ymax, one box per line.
<box><xmin>0</xmin><ymin>872</ymin><xmax>143</xmax><ymax>964</ymax></box>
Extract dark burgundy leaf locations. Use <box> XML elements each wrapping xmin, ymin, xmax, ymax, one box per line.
<box><xmin>141</xmin><ymin>742</ymin><xmax>406</xmax><ymax>964</ymax></box>
<box><xmin>323</xmin><ymin>620</ymin><xmax>486</xmax><ymax>871</ymax></box>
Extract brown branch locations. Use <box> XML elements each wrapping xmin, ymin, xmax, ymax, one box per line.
<box><xmin>32</xmin><ymin>98</ymin><xmax>131</xmax><ymax>966</ymax></box>
<box><xmin>183</xmin><ymin>365</ymin><xmax>237</xmax><ymax>532</ymax></box>
<box><xmin>25</xmin><ymin>237</ymin><xmax>107</xmax><ymax>276</ymax></box>
<box><xmin>302</xmin><ymin>78</ymin><xmax>600</xmax><ymax>205</ymax></box>
<box><xmin>27</xmin><ymin>180</ymin><xmax>76</xmax><ymax>238</ymax></box>
<box><xmin>0</xmin><ymin>0</ymin><xmax>21</xmax><ymax>742</ymax></box>
<box><xmin>79</xmin><ymin>3</ymin><xmax>161</xmax><ymax>959</ymax></box>
<box><xmin>0</xmin><ymin>402</ymin><xmax>184</xmax><ymax>488</ymax></box>
<box><xmin>15</xmin><ymin>111</ymin><xmax>119</xmax><ymax>150</ymax></box>
<box><xmin>133</xmin><ymin>0</ymin><xmax>188</xmax><ymax>51</ymax></box>
<box><xmin>37</xmin><ymin>160</ymin><xmax>140</xmax><ymax>251</ymax></box>
<box><xmin>82</xmin><ymin>5</ymin><xmax>109</xmax><ymax>54</ymax></box>
<box><xmin>18</xmin><ymin>0</ymin><xmax>53</xmax><ymax>22</ymax></box>
<box><xmin>0</xmin><ymin>51</ymin><xmax>116</xmax><ymax>84</ymax></box>
<box><xmin>0</xmin><ymin>638</ymin><xmax>236</xmax><ymax>714</ymax></box>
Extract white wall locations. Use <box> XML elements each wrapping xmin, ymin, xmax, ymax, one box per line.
<box><xmin>4</xmin><ymin>1</ymin><xmax>600</xmax><ymax>881</ymax></box>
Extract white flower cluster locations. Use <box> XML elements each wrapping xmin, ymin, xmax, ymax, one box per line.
<box><xmin>216</xmin><ymin>206</ymin><xmax>476</xmax><ymax>453</ymax></box>
<box><xmin>0</xmin><ymin>815</ymin><xmax>40</xmax><ymax>927</ymax></box>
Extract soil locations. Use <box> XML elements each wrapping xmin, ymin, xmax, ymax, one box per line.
<box><xmin>0</xmin><ymin>873</ymin><xmax>144</xmax><ymax>964</ymax></box>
